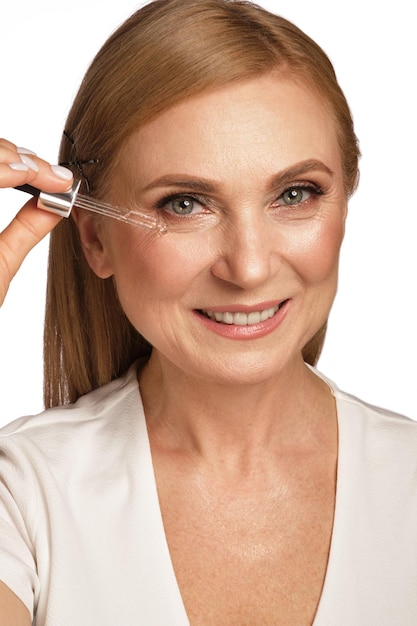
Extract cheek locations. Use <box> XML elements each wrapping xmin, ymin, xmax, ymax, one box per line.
<box><xmin>283</xmin><ymin>215</ymin><xmax>344</xmax><ymax>284</ymax></box>
<box><xmin>300</xmin><ymin>216</ymin><xmax>344</xmax><ymax>272</ymax></box>
<box><xmin>108</xmin><ymin>228</ymin><xmax>212</xmax><ymax>305</ymax></box>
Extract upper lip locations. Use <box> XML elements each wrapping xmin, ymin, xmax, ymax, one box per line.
<box><xmin>198</xmin><ymin>300</ymin><xmax>286</xmax><ymax>313</ymax></box>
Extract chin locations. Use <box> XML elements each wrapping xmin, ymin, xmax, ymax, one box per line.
<box><xmin>177</xmin><ymin>349</ymin><xmax>302</xmax><ymax>388</ymax></box>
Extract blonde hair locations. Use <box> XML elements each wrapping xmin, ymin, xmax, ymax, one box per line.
<box><xmin>44</xmin><ymin>0</ymin><xmax>360</xmax><ymax>407</ymax></box>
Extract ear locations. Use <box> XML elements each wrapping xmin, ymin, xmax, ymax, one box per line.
<box><xmin>72</xmin><ymin>207</ymin><xmax>114</xmax><ymax>278</ymax></box>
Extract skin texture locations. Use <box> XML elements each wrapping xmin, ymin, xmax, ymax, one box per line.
<box><xmin>74</xmin><ymin>73</ymin><xmax>346</xmax><ymax>623</ymax></box>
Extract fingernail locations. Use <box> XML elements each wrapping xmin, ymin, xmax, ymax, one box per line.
<box><xmin>19</xmin><ymin>154</ymin><xmax>39</xmax><ymax>172</ymax></box>
<box><xmin>51</xmin><ymin>164</ymin><xmax>73</xmax><ymax>181</ymax></box>
<box><xmin>9</xmin><ymin>162</ymin><xmax>29</xmax><ymax>172</ymax></box>
<box><xmin>17</xmin><ymin>146</ymin><xmax>37</xmax><ymax>155</ymax></box>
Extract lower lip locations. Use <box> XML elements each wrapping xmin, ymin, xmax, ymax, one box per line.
<box><xmin>194</xmin><ymin>300</ymin><xmax>290</xmax><ymax>340</ymax></box>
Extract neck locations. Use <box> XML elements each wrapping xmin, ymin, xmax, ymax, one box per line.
<box><xmin>139</xmin><ymin>352</ymin><xmax>335</xmax><ymax>464</ymax></box>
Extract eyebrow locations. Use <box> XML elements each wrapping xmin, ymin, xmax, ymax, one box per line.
<box><xmin>141</xmin><ymin>159</ymin><xmax>335</xmax><ymax>194</ymax></box>
<box><xmin>142</xmin><ymin>176</ymin><xmax>216</xmax><ymax>193</ymax></box>
<box><xmin>268</xmin><ymin>160</ymin><xmax>334</xmax><ymax>190</ymax></box>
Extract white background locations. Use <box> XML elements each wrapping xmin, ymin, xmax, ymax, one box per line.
<box><xmin>0</xmin><ymin>1</ymin><xmax>415</xmax><ymax>425</ymax></box>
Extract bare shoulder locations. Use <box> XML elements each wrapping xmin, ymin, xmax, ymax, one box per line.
<box><xmin>0</xmin><ymin>582</ymin><xmax>30</xmax><ymax>626</ymax></box>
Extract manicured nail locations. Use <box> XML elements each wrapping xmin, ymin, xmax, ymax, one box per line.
<box><xmin>19</xmin><ymin>154</ymin><xmax>39</xmax><ymax>172</ymax></box>
<box><xmin>17</xmin><ymin>146</ymin><xmax>37</xmax><ymax>155</ymax></box>
<box><xmin>9</xmin><ymin>162</ymin><xmax>29</xmax><ymax>172</ymax></box>
<box><xmin>51</xmin><ymin>164</ymin><xmax>73</xmax><ymax>181</ymax></box>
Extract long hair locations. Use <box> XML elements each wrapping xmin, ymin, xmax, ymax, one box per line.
<box><xmin>44</xmin><ymin>0</ymin><xmax>360</xmax><ymax>407</ymax></box>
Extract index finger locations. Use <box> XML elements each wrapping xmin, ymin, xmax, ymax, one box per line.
<box><xmin>0</xmin><ymin>139</ymin><xmax>74</xmax><ymax>194</ymax></box>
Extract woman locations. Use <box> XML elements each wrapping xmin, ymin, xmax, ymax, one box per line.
<box><xmin>1</xmin><ymin>1</ymin><xmax>416</xmax><ymax>624</ymax></box>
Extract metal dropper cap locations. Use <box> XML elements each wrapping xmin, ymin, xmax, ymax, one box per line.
<box><xmin>14</xmin><ymin>179</ymin><xmax>81</xmax><ymax>218</ymax></box>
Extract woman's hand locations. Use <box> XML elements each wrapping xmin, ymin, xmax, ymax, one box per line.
<box><xmin>0</xmin><ymin>138</ymin><xmax>73</xmax><ymax>307</ymax></box>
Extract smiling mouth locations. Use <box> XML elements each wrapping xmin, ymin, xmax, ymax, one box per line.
<box><xmin>199</xmin><ymin>302</ymin><xmax>286</xmax><ymax>326</ymax></box>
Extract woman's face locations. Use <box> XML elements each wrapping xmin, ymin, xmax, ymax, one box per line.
<box><xmin>86</xmin><ymin>73</ymin><xmax>347</xmax><ymax>385</ymax></box>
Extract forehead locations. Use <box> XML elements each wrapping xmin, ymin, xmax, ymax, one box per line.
<box><xmin>122</xmin><ymin>74</ymin><xmax>342</xmax><ymax>182</ymax></box>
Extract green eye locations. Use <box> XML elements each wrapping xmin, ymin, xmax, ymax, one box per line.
<box><xmin>171</xmin><ymin>197</ymin><xmax>195</xmax><ymax>215</ymax></box>
<box><xmin>281</xmin><ymin>187</ymin><xmax>308</xmax><ymax>205</ymax></box>
<box><xmin>154</xmin><ymin>192</ymin><xmax>219</xmax><ymax>232</ymax></box>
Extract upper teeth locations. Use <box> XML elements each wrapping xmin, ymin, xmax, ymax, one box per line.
<box><xmin>202</xmin><ymin>305</ymin><xmax>279</xmax><ymax>326</ymax></box>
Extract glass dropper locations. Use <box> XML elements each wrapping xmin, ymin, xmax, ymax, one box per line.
<box><xmin>14</xmin><ymin>180</ymin><xmax>167</xmax><ymax>234</ymax></box>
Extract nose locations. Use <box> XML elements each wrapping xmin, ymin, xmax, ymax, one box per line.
<box><xmin>210</xmin><ymin>210</ymin><xmax>282</xmax><ymax>289</ymax></box>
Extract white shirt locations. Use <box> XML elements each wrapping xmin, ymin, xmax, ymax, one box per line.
<box><xmin>0</xmin><ymin>364</ymin><xmax>416</xmax><ymax>625</ymax></box>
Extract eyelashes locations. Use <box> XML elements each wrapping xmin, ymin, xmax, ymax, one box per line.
<box><xmin>275</xmin><ymin>183</ymin><xmax>324</xmax><ymax>207</ymax></box>
<box><xmin>154</xmin><ymin>192</ymin><xmax>211</xmax><ymax>217</ymax></box>
<box><xmin>153</xmin><ymin>182</ymin><xmax>326</xmax><ymax>219</ymax></box>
